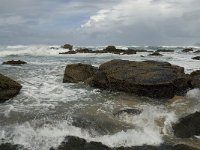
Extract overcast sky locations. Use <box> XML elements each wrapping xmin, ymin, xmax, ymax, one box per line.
<box><xmin>0</xmin><ymin>0</ymin><xmax>200</xmax><ymax>46</ymax></box>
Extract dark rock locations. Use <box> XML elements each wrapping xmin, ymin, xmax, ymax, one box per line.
<box><xmin>190</xmin><ymin>70</ymin><xmax>200</xmax><ymax>88</ymax></box>
<box><xmin>59</xmin><ymin>51</ymin><xmax>77</xmax><ymax>54</ymax></box>
<box><xmin>2</xmin><ymin>60</ymin><xmax>27</xmax><ymax>65</ymax></box>
<box><xmin>63</xmin><ymin>63</ymin><xmax>97</xmax><ymax>83</ymax></box>
<box><xmin>128</xmin><ymin>48</ymin><xmax>148</xmax><ymax>52</ymax></box>
<box><xmin>182</xmin><ymin>48</ymin><xmax>193</xmax><ymax>53</ymax></box>
<box><xmin>88</xmin><ymin>60</ymin><xmax>188</xmax><ymax>99</ymax></box>
<box><xmin>76</xmin><ymin>48</ymin><xmax>93</xmax><ymax>53</ymax></box>
<box><xmin>123</xmin><ymin>50</ymin><xmax>136</xmax><ymax>55</ymax></box>
<box><xmin>50</xmin><ymin>136</ymin><xmax>111</xmax><ymax>150</ymax></box>
<box><xmin>192</xmin><ymin>56</ymin><xmax>200</xmax><ymax>60</ymax></box>
<box><xmin>194</xmin><ymin>50</ymin><xmax>200</xmax><ymax>53</ymax></box>
<box><xmin>50</xmin><ymin>136</ymin><xmax>199</xmax><ymax>150</ymax></box>
<box><xmin>0</xmin><ymin>143</ymin><xmax>25</xmax><ymax>150</ymax></box>
<box><xmin>102</xmin><ymin>46</ymin><xmax>135</xmax><ymax>55</ymax></box>
<box><xmin>156</xmin><ymin>49</ymin><xmax>174</xmax><ymax>52</ymax></box>
<box><xmin>61</xmin><ymin>44</ymin><xmax>73</xmax><ymax>50</ymax></box>
<box><xmin>149</xmin><ymin>52</ymin><xmax>163</xmax><ymax>56</ymax></box>
<box><xmin>113</xmin><ymin>108</ymin><xmax>142</xmax><ymax>116</ymax></box>
<box><xmin>172</xmin><ymin>111</ymin><xmax>200</xmax><ymax>138</ymax></box>
<box><xmin>0</xmin><ymin>74</ymin><xmax>22</xmax><ymax>103</ymax></box>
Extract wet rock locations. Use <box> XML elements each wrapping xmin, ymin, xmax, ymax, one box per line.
<box><xmin>61</xmin><ymin>44</ymin><xmax>73</xmax><ymax>50</ymax></box>
<box><xmin>51</xmin><ymin>136</ymin><xmax>199</xmax><ymax>150</ymax></box>
<box><xmin>113</xmin><ymin>108</ymin><xmax>142</xmax><ymax>116</ymax></box>
<box><xmin>149</xmin><ymin>52</ymin><xmax>163</xmax><ymax>56</ymax></box>
<box><xmin>156</xmin><ymin>49</ymin><xmax>174</xmax><ymax>53</ymax></box>
<box><xmin>115</xmin><ymin>144</ymin><xmax>199</xmax><ymax>150</ymax></box>
<box><xmin>0</xmin><ymin>143</ymin><xmax>25</xmax><ymax>150</ymax></box>
<box><xmin>128</xmin><ymin>49</ymin><xmax>148</xmax><ymax>52</ymax></box>
<box><xmin>102</xmin><ymin>46</ymin><xmax>136</xmax><ymax>55</ymax></box>
<box><xmin>192</xmin><ymin>56</ymin><xmax>200</xmax><ymax>60</ymax></box>
<box><xmin>0</xmin><ymin>74</ymin><xmax>22</xmax><ymax>103</ymax></box>
<box><xmin>182</xmin><ymin>48</ymin><xmax>193</xmax><ymax>53</ymax></box>
<box><xmin>2</xmin><ymin>60</ymin><xmax>27</xmax><ymax>65</ymax></box>
<box><xmin>194</xmin><ymin>50</ymin><xmax>200</xmax><ymax>53</ymax></box>
<box><xmin>63</xmin><ymin>63</ymin><xmax>97</xmax><ymax>83</ymax></box>
<box><xmin>72</xmin><ymin>114</ymin><xmax>133</xmax><ymax>135</ymax></box>
<box><xmin>190</xmin><ymin>70</ymin><xmax>200</xmax><ymax>88</ymax></box>
<box><xmin>172</xmin><ymin>111</ymin><xmax>200</xmax><ymax>138</ymax></box>
<box><xmin>76</xmin><ymin>48</ymin><xmax>93</xmax><ymax>53</ymax></box>
<box><xmin>59</xmin><ymin>51</ymin><xmax>76</xmax><ymax>54</ymax></box>
<box><xmin>50</xmin><ymin>136</ymin><xmax>111</xmax><ymax>150</ymax></box>
<box><xmin>88</xmin><ymin>60</ymin><xmax>189</xmax><ymax>99</ymax></box>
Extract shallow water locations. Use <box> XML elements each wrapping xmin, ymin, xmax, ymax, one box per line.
<box><xmin>0</xmin><ymin>45</ymin><xmax>200</xmax><ymax>150</ymax></box>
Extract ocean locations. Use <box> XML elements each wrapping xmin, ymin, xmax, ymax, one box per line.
<box><xmin>0</xmin><ymin>45</ymin><xmax>200</xmax><ymax>150</ymax></box>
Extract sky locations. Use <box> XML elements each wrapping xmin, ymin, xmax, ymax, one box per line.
<box><xmin>0</xmin><ymin>0</ymin><xmax>200</xmax><ymax>46</ymax></box>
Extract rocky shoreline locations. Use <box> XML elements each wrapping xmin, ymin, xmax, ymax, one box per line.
<box><xmin>0</xmin><ymin>45</ymin><xmax>200</xmax><ymax>149</ymax></box>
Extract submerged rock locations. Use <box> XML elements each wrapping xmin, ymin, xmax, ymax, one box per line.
<box><xmin>156</xmin><ymin>49</ymin><xmax>174</xmax><ymax>53</ymax></box>
<box><xmin>2</xmin><ymin>60</ymin><xmax>27</xmax><ymax>65</ymax></box>
<box><xmin>76</xmin><ymin>48</ymin><xmax>93</xmax><ymax>53</ymax></box>
<box><xmin>194</xmin><ymin>50</ymin><xmax>200</xmax><ymax>53</ymax></box>
<box><xmin>0</xmin><ymin>74</ymin><xmax>22</xmax><ymax>103</ymax></box>
<box><xmin>113</xmin><ymin>108</ymin><xmax>142</xmax><ymax>116</ymax></box>
<box><xmin>63</xmin><ymin>63</ymin><xmax>97</xmax><ymax>83</ymax></box>
<box><xmin>182</xmin><ymin>48</ymin><xmax>193</xmax><ymax>53</ymax></box>
<box><xmin>71</xmin><ymin>114</ymin><xmax>133</xmax><ymax>135</ymax></box>
<box><xmin>149</xmin><ymin>52</ymin><xmax>163</xmax><ymax>56</ymax></box>
<box><xmin>172</xmin><ymin>111</ymin><xmax>200</xmax><ymax>138</ymax></box>
<box><xmin>51</xmin><ymin>136</ymin><xmax>199</xmax><ymax>150</ymax></box>
<box><xmin>190</xmin><ymin>70</ymin><xmax>200</xmax><ymax>88</ymax></box>
<box><xmin>88</xmin><ymin>60</ymin><xmax>189</xmax><ymax>99</ymax></box>
<box><xmin>192</xmin><ymin>56</ymin><xmax>200</xmax><ymax>60</ymax></box>
<box><xmin>61</xmin><ymin>44</ymin><xmax>73</xmax><ymax>50</ymax></box>
<box><xmin>59</xmin><ymin>51</ymin><xmax>76</xmax><ymax>54</ymax></box>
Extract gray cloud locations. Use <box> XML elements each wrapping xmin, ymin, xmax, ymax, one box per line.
<box><xmin>0</xmin><ymin>0</ymin><xmax>200</xmax><ymax>45</ymax></box>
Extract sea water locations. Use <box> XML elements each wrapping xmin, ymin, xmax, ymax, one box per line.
<box><xmin>0</xmin><ymin>45</ymin><xmax>200</xmax><ymax>150</ymax></box>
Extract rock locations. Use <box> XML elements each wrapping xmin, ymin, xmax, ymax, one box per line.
<box><xmin>128</xmin><ymin>48</ymin><xmax>148</xmax><ymax>52</ymax></box>
<box><xmin>2</xmin><ymin>60</ymin><xmax>27</xmax><ymax>65</ymax></box>
<box><xmin>71</xmin><ymin>114</ymin><xmax>133</xmax><ymax>135</ymax></box>
<box><xmin>123</xmin><ymin>50</ymin><xmax>136</xmax><ymax>55</ymax></box>
<box><xmin>88</xmin><ymin>60</ymin><xmax>189</xmax><ymax>99</ymax></box>
<box><xmin>61</xmin><ymin>44</ymin><xmax>73</xmax><ymax>50</ymax></box>
<box><xmin>172</xmin><ymin>111</ymin><xmax>200</xmax><ymax>138</ymax></box>
<box><xmin>113</xmin><ymin>108</ymin><xmax>142</xmax><ymax>116</ymax></box>
<box><xmin>50</xmin><ymin>47</ymin><xmax>59</xmax><ymax>50</ymax></box>
<box><xmin>63</xmin><ymin>63</ymin><xmax>97</xmax><ymax>83</ymax></box>
<box><xmin>192</xmin><ymin>56</ymin><xmax>200</xmax><ymax>60</ymax></box>
<box><xmin>50</xmin><ymin>136</ymin><xmax>199</xmax><ymax>150</ymax></box>
<box><xmin>76</xmin><ymin>48</ymin><xmax>93</xmax><ymax>53</ymax></box>
<box><xmin>156</xmin><ymin>49</ymin><xmax>174</xmax><ymax>52</ymax></box>
<box><xmin>149</xmin><ymin>52</ymin><xmax>163</xmax><ymax>56</ymax></box>
<box><xmin>182</xmin><ymin>48</ymin><xmax>193</xmax><ymax>53</ymax></box>
<box><xmin>50</xmin><ymin>136</ymin><xmax>111</xmax><ymax>150</ymax></box>
<box><xmin>190</xmin><ymin>70</ymin><xmax>200</xmax><ymax>88</ymax></box>
<box><xmin>102</xmin><ymin>46</ymin><xmax>135</xmax><ymax>55</ymax></box>
<box><xmin>0</xmin><ymin>74</ymin><xmax>22</xmax><ymax>103</ymax></box>
<box><xmin>59</xmin><ymin>51</ymin><xmax>77</xmax><ymax>54</ymax></box>
<box><xmin>0</xmin><ymin>143</ymin><xmax>25</xmax><ymax>150</ymax></box>
<box><xmin>194</xmin><ymin>50</ymin><xmax>200</xmax><ymax>53</ymax></box>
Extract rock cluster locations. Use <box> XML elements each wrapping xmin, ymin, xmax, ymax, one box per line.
<box><xmin>2</xmin><ymin>60</ymin><xmax>27</xmax><ymax>65</ymax></box>
<box><xmin>63</xmin><ymin>60</ymin><xmax>191</xmax><ymax>99</ymax></box>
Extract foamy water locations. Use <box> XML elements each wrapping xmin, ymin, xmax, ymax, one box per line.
<box><xmin>0</xmin><ymin>45</ymin><xmax>200</xmax><ymax>150</ymax></box>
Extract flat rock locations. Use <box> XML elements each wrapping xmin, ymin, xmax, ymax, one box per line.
<box><xmin>149</xmin><ymin>52</ymin><xmax>163</xmax><ymax>56</ymax></box>
<box><xmin>88</xmin><ymin>60</ymin><xmax>189</xmax><ymax>99</ymax></box>
<box><xmin>2</xmin><ymin>60</ymin><xmax>27</xmax><ymax>65</ymax></box>
<box><xmin>0</xmin><ymin>74</ymin><xmax>22</xmax><ymax>103</ymax></box>
<box><xmin>172</xmin><ymin>111</ymin><xmax>200</xmax><ymax>138</ymax></box>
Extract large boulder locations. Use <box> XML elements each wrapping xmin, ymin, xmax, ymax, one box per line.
<box><xmin>0</xmin><ymin>74</ymin><xmax>22</xmax><ymax>103</ymax></box>
<box><xmin>2</xmin><ymin>60</ymin><xmax>27</xmax><ymax>65</ymax></box>
<box><xmin>190</xmin><ymin>70</ymin><xmax>200</xmax><ymax>88</ymax></box>
<box><xmin>0</xmin><ymin>143</ymin><xmax>25</xmax><ymax>150</ymax></box>
<box><xmin>88</xmin><ymin>60</ymin><xmax>190</xmax><ymax>99</ymax></box>
<box><xmin>172</xmin><ymin>111</ymin><xmax>200</xmax><ymax>138</ymax></box>
<box><xmin>63</xmin><ymin>63</ymin><xmax>97</xmax><ymax>83</ymax></box>
<box><xmin>61</xmin><ymin>44</ymin><xmax>73</xmax><ymax>50</ymax></box>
